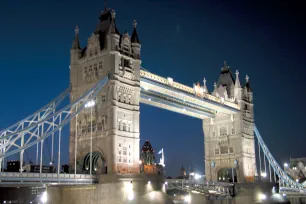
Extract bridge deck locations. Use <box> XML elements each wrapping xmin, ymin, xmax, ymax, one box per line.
<box><xmin>0</xmin><ymin>172</ymin><xmax>97</xmax><ymax>186</ymax></box>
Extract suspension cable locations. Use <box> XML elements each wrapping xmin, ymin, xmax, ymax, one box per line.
<box><xmin>258</xmin><ymin>141</ymin><xmax>262</xmax><ymax>177</ymax></box>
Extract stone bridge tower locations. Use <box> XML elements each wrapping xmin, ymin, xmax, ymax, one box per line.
<box><xmin>69</xmin><ymin>7</ymin><xmax>141</xmax><ymax>174</ymax></box>
<box><xmin>203</xmin><ymin>62</ymin><xmax>256</xmax><ymax>183</ymax></box>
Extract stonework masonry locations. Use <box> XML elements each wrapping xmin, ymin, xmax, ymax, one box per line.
<box><xmin>69</xmin><ymin>7</ymin><xmax>141</xmax><ymax>174</ymax></box>
<box><xmin>203</xmin><ymin>65</ymin><xmax>256</xmax><ymax>183</ymax></box>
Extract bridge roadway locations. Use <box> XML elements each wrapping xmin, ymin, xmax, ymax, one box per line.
<box><xmin>0</xmin><ymin>172</ymin><xmax>97</xmax><ymax>186</ymax></box>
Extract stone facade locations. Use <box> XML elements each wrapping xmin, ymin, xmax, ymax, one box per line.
<box><xmin>203</xmin><ymin>63</ymin><xmax>256</xmax><ymax>183</ymax></box>
<box><xmin>69</xmin><ymin>7</ymin><xmax>141</xmax><ymax>174</ymax></box>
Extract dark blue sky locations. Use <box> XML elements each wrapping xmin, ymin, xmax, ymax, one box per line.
<box><xmin>0</xmin><ymin>0</ymin><xmax>305</xmax><ymax>177</ymax></box>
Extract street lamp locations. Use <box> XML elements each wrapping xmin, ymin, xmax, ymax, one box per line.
<box><xmin>194</xmin><ymin>174</ymin><xmax>201</xmax><ymax>180</ymax></box>
<box><xmin>284</xmin><ymin>163</ymin><xmax>289</xmax><ymax>168</ymax></box>
<box><xmin>85</xmin><ymin>100</ymin><xmax>95</xmax><ymax>108</ymax></box>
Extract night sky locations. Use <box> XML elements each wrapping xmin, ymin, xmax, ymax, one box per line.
<box><xmin>0</xmin><ymin>0</ymin><xmax>305</xmax><ymax>177</ymax></box>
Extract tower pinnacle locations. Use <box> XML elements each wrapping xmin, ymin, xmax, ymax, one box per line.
<box><xmin>246</xmin><ymin>75</ymin><xmax>249</xmax><ymax>82</ymax></box>
<box><xmin>133</xmin><ymin>20</ymin><xmax>137</xmax><ymax>28</ymax></box>
<box><xmin>75</xmin><ymin>25</ymin><xmax>79</xmax><ymax>35</ymax></box>
<box><xmin>71</xmin><ymin>25</ymin><xmax>80</xmax><ymax>49</ymax></box>
<box><xmin>235</xmin><ymin>70</ymin><xmax>241</xmax><ymax>88</ymax></box>
<box><xmin>203</xmin><ymin>78</ymin><xmax>208</xmax><ymax>93</ymax></box>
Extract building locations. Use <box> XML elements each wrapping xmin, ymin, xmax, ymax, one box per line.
<box><xmin>7</xmin><ymin>160</ymin><xmax>20</xmax><ymax>172</ymax></box>
<box><xmin>285</xmin><ymin>157</ymin><xmax>306</xmax><ymax>183</ymax></box>
<box><xmin>180</xmin><ymin>165</ymin><xmax>186</xmax><ymax>177</ymax></box>
<box><xmin>203</xmin><ymin>62</ymin><xmax>256</xmax><ymax>183</ymax></box>
<box><xmin>140</xmin><ymin>140</ymin><xmax>163</xmax><ymax>174</ymax></box>
<box><xmin>23</xmin><ymin>164</ymin><xmax>54</xmax><ymax>173</ymax></box>
<box><xmin>69</xmin><ymin>6</ymin><xmax>141</xmax><ymax>174</ymax></box>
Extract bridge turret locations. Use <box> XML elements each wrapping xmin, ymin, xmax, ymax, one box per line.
<box><xmin>70</xmin><ymin>26</ymin><xmax>81</xmax><ymax>64</ymax></box>
<box><xmin>69</xmin><ymin>5</ymin><xmax>141</xmax><ymax>175</ymax></box>
<box><xmin>131</xmin><ymin>20</ymin><xmax>141</xmax><ymax>59</ymax></box>
<box><xmin>106</xmin><ymin>9</ymin><xmax>120</xmax><ymax>51</ymax></box>
<box><xmin>216</xmin><ymin>61</ymin><xmax>235</xmax><ymax>99</ymax></box>
<box><xmin>203</xmin><ymin>64</ymin><xmax>256</xmax><ymax>184</ymax></box>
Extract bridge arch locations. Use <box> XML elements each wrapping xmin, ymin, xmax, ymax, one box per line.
<box><xmin>83</xmin><ymin>151</ymin><xmax>107</xmax><ymax>174</ymax></box>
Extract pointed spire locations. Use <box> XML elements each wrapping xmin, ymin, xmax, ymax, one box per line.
<box><xmin>235</xmin><ymin>70</ymin><xmax>241</xmax><ymax>88</ymax></box>
<box><xmin>245</xmin><ymin>75</ymin><xmax>249</xmax><ymax>82</ymax></box>
<box><xmin>107</xmin><ymin>9</ymin><xmax>120</xmax><ymax>35</ymax></box>
<box><xmin>72</xmin><ymin>25</ymin><xmax>80</xmax><ymax>49</ymax></box>
<box><xmin>131</xmin><ymin>20</ymin><xmax>140</xmax><ymax>43</ymax></box>
<box><xmin>203</xmin><ymin>78</ymin><xmax>208</xmax><ymax>93</ymax></box>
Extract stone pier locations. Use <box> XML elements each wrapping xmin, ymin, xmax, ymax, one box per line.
<box><xmin>48</xmin><ymin>174</ymin><xmax>174</xmax><ymax>204</ymax></box>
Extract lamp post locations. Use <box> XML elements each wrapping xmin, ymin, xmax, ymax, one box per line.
<box><xmin>284</xmin><ymin>163</ymin><xmax>288</xmax><ymax>170</ymax></box>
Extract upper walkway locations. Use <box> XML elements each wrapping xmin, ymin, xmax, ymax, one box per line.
<box><xmin>140</xmin><ymin>69</ymin><xmax>240</xmax><ymax>119</ymax></box>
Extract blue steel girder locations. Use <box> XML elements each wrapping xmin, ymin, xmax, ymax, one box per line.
<box><xmin>141</xmin><ymin>89</ymin><xmax>215</xmax><ymax>119</ymax></box>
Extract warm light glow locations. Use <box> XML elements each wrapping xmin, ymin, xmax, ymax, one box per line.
<box><xmin>41</xmin><ymin>191</ymin><xmax>47</xmax><ymax>203</ymax></box>
<box><xmin>85</xmin><ymin>100</ymin><xmax>95</xmax><ymax>108</ymax></box>
<box><xmin>261</xmin><ymin>172</ymin><xmax>267</xmax><ymax>178</ymax></box>
<box><xmin>184</xmin><ymin>195</ymin><xmax>191</xmax><ymax>203</ymax></box>
<box><xmin>284</xmin><ymin>163</ymin><xmax>289</xmax><ymax>168</ymax></box>
<box><xmin>296</xmin><ymin>179</ymin><xmax>299</xmax><ymax>183</ymax></box>
<box><xmin>138</xmin><ymin>160</ymin><xmax>142</xmax><ymax>164</ymax></box>
<box><xmin>190</xmin><ymin>172</ymin><xmax>195</xmax><ymax>176</ymax></box>
<box><xmin>165</xmin><ymin>181</ymin><xmax>168</xmax><ymax>185</ymax></box>
<box><xmin>143</xmin><ymin>86</ymin><xmax>149</xmax><ymax>91</ymax></box>
<box><xmin>125</xmin><ymin>181</ymin><xmax>133</xmax><ymax>191</ymax></box>
<box><xmin>148</xmin><ymin>181</ymin><xmax>151</xmax><ymax>184</ymax></box>
<box><xmin>128</xmin><ymin>192</ymin><xmax>134</xmax><ymax>201</ymax></box>
<box><xmin>49</xmin><ymin>162</ymin><xmax>53</xmax><ymax>165</ymax></box>
<box><xmin>150</xmin><ymin>192</ymin><xmax>155</xmax><ymax>200</ymax></box>
<box><xmin>148</xmin><ymin>98</ymin><xmax>151</xmax><ymax>101</ymax></box>
<box><xmin>259</xmin><ymin>193</ymin><xmax>267</xmax><ymax>200</ymax></box>
<box><xmin>194</xmin><ymin>174</ymin><xmax>201</xmax><ymax>180</ymax></box>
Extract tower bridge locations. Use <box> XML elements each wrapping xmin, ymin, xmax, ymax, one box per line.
<box><xmin>0</xmin><ymin>5</ymin><xmax>305</xmax><ymax>204</ymax></box>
